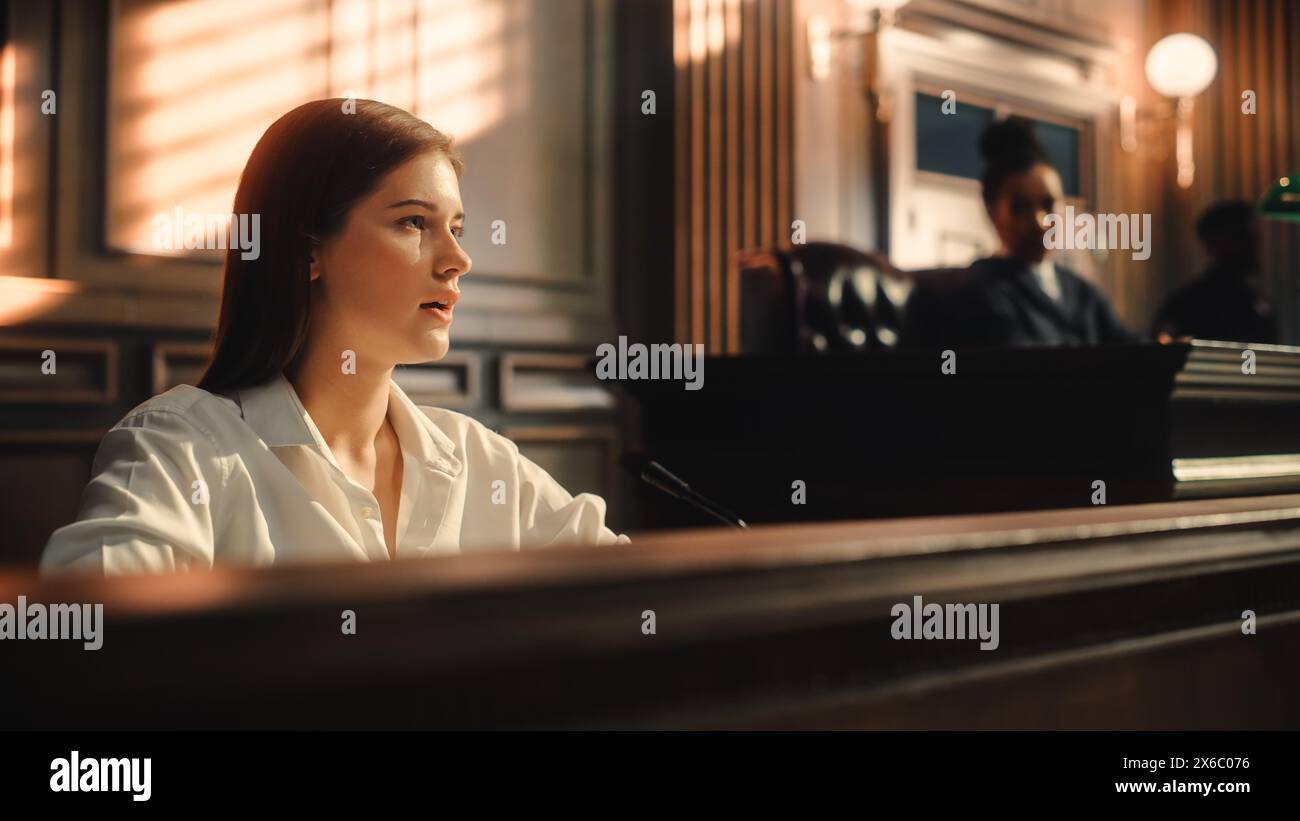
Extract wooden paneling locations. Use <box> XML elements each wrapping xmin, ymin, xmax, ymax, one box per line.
<box><xmin>41</xmin><ymin>0</ymin><xmax>618</xmax><ymax>345</ymax></box>
<box><xmin>0</xmin><ymin>275</ymin><xmax>219</xmax><ymax>330</ymax></box>
<box><xmin>674</xmin><ymin>0</ymin><xmax>794</xmax><ymax>353</ymax></box>
<box><xmin>0</xmin><ymin>445</ymin><xmax>99</xmax><ymax>566</ymax></box>
<box><xmin>394</xmin><ymin>353</ymin><xmax>481</xmax><ymax>410</ymax></box>
<box><xmin>151</xmin><ymin>340</ymin><xmax>213</xmax><ymax>394</ymax></box>
<box><xmin>0</xmin><ymin>1</ymin><xmax>55</xmax><ymax>281</ymax></box>
<box><xmin>0</xmin><ymin>336</ymin><xmax>117</xmax><ymax>404</ymax></box>
<box><xmin>499</xmin><ymin>353</ymin><xmax>614</xmax><ymax>412</ymax></box>
<box><xmin>503</xmin><ymin>424</ymin><xmax>619</xmax><ymax>503</ymax></box>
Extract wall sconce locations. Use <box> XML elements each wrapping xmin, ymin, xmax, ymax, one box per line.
<box><xmin>807</xmin><ymin>0</ymin><xmax>909</xmax><ymax>121</ymax></box>
<box><xmin>806</xmin><ymin>0</ymin><xmax>908</xmax><ymax>81</ymax></box>
<box><xmin>847</xmin><ymin>0</ymin><xmax>907</xmax><ymax>29</ymax></box>
<box><xmin>1121</xmin><ymin>33</ymin><xmax>1218</xmax><ymax>189</ymax></box>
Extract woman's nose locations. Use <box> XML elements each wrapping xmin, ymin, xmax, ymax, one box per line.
<box><xmin>453</xmin><ymin>247</ymin><xmax>472</xmax><ymax>277</ymax></box>
<box><xmin>438</xmin><ymin>243</ymin><xmax>472</xmax><ymax>278</ymax></box>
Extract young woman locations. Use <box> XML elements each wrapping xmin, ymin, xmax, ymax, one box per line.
<box><xmin>899</xmin><ymin>116</ymin><xmax>1137</xmax><ymax>348</ymax></box>
<box><xmin>42</xmin><ymin>99</ymin><xmax>628</xmax><ymax>575</ymax></box>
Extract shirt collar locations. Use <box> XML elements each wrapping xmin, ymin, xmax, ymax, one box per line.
<box><xmin>234</xmin><ymin>372</ymin><xmax>461</xmax><ymax>476</ymax></box>
<box><xmin>386</xmin><ymin>373</ymin><xmax>462</xmax><ymax>475</ymax></box>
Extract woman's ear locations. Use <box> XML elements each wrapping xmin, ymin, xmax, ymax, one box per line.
<box><xmin>305</xmin><ymin>234</ymin><xmax>322</xmax><ymax>281</ymax></box>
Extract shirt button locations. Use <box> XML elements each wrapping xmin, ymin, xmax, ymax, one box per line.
<box><xmin>360</xmin><ymin>506</ymin><xmax>374</xmax><ymax>518</ymax></box>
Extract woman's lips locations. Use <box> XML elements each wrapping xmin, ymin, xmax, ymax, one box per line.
<box><xmin>419</xmin><ymin>301</ymin><xmax>453</xmax><ymax>323</ymax></box>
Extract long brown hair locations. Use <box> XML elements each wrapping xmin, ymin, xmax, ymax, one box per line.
<box><xmin>196</xmin><ymin>99</ymin><xmax>461</xmax><ymax>395</ymax></box>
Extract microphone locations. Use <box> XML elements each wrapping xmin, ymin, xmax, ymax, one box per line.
<box><xmin>626</xmin><ymin>457</ymin><xmax>748</xmax><ymax>529</ymax></box>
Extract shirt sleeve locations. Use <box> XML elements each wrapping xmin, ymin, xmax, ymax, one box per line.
<box><xmin>40</xmin><ymin>409</ymin><xmax>228</xmax><ymax>576</ymax></box>
<box><xmin>514</xmin><ymin>451</ymin><xmax>630</xmax><ymax>548</ymax></box>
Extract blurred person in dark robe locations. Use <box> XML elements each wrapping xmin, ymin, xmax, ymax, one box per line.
<box><xmin>898</xmin><ymin>117</ymin><xmax>1137</xmax><ymax>348</ymax></box>
<box><xmin>1152</xmin><ymin>200</ymin><xmax>1277</xmax><ymax>344</ymax></box>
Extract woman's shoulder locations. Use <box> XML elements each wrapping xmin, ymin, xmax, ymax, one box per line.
<box><xmin>112</xmin><ymin>384</ymin><xmax>243</xmax><ymax>438</ymax></box>
<box><xmin>85</xmin><ymin>385</ymin><xmax>244</xmax><ymax>490</ymax></box>
<box><xmin>122</xmin><ymin>383</ymin><xmax>231</xmax><ymax>414</ymax></box>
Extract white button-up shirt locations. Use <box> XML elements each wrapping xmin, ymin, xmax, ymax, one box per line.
<box><xmin>1031</xmin><ymin>259</ymin><xmax>1063</xmax><ymax>302</ymax></box>
<box><xmin>42</xmin><ymin>372</ymin><xmax>629</xmax><ymax>575</ymax></box>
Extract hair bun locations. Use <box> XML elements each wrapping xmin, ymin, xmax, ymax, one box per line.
<box><xmin>977</xmin><ymin>116</ymin><xmax>1045</xmax><ymax>164</ymax></box>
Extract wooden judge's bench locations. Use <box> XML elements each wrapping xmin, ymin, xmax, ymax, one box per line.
<box><xmin>4</xmin><ymin>341</ymin><xmax>1300</xmax><ymax>729</ymax></box>
<box><xmin>625</xmin><ymin>340</ymin><xmax>1300</xmax><ymax>527</ymax></box>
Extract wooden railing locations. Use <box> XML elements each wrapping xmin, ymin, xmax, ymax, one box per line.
<box><xmin>5</xmin><ymin>492</ymin><xmax>1300</xmax><ymax>729</ymax></box>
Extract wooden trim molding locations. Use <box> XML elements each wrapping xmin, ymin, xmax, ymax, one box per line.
<box><xmin>901</xmin><ymin>0</ymin><xmax>1120</xmax><ymax>71</ymax></box>
<box><xmin>151</xmin><ymin>341</ymin><xmax>214</xmax><ymax>395</ymax></box>
<box><xmin>1173</xmin><ymin>454</ymin><xmax>1300</xmax><ymax>484</ymax></box>
<box><xmin>0</xmin><ymin>274</ymin><xmax>621</xmax><ymax>346</ymax></box>
<box><xmin>0</xmin><ymin>429</ymin><xmax>107</xmax><ymax>446</ymax></box>
<box><xmin>499</xmin><ymin>353</ymin><xmax>616</xmax><ymax>413</ymax></box>
<box><xmin>503</xmin><ymin>424</ymin><xmax>619</xmax><ymax>444</ymax></box>
<box><xmin>394</xmin><ymin>353</ymin><xmax>482</xmax><ymax>410</ymax></box>
<box><xmin>0</xmin><ymin>275</ymin><xmax>219</xmax><ymax>330</ymax></box>
<box><xmin>0</xmin><ymin>335</ymin><xmax>118</xmax><ymax>404</ymax></box>
<box><xmin>1173</xmin><ymin>339</ymin><xmax>1300</xmax><ymax>402</ymax></box>
<box><xmin>154</xmin><ymin>343</ymin><xmax>486</xmax><ymax>408</ymax></box>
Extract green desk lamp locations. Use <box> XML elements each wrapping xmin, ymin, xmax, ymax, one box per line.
<box><xmin>1260</xmin><ymin>176</ymin><xmax>1300</xmax><ymax>222</ymax></box>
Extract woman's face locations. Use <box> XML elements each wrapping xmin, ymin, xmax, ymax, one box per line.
<box><xmin>987</xmin><ymin>162</ymin><xmax>1063</xmax><ymax>263</ymax></box>
<box><xmin>308</xmin><ymin>151</ymin><xmax>471</xmax><ymax>367</ymax></box>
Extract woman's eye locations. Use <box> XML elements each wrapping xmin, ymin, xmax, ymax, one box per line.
<box><xmin>452</xmin><ymin>226</ymin><xmax>464</xmax><ymax>239</ymax></box>
<box><xmin>400</xmin><ymin>215</ymin><xmax>425</xmax><ymax>230</ymax></box>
